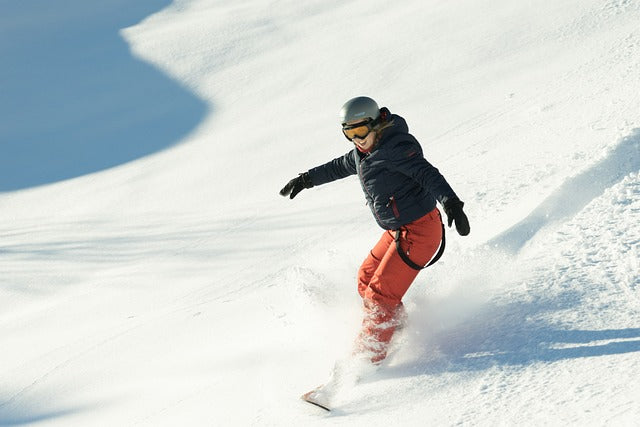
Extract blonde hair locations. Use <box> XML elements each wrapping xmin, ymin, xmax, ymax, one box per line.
<box><xmin>374</xmin><ymin>119</ymin><xmax>395</xmax><ymax>142</ymax></box>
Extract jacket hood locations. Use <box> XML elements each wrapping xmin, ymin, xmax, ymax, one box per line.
<box><xmin>380</xmin><ymin>114</ymin><xmax>409</xmax><ymax>141</ymax></box>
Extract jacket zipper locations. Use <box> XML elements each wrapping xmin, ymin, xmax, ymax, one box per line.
<box><xmin>358</xmin><ymin>156</ymin><xmax>385</xmax><ymax>226</ymax></box>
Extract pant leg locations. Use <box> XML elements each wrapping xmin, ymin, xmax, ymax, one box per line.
<box><xmin>356</xmin><ymin>208</ymin><xmax>444</xmax><ymax>363</ymax></box>
<box><xmin>357</xmin><ymin>230</ymin><xmax>395</xmax><ymax>298</ymax></box>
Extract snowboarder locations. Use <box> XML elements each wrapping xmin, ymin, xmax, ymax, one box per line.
<box><xmin>280</xmin><ymin>96</ymin><xmax>470</xmax><ymax>365</ymax></box>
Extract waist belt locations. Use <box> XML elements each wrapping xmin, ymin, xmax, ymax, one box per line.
<box><xmin>394</xmin><ymin>221</ymin><xmax>446</xmax><ymax>270</ymax></box>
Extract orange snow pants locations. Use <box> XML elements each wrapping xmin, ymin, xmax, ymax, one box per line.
<box><xmin>356</xmin><ymin>208</ymin><xmax>444</xmax><ymax>363</ymax></box>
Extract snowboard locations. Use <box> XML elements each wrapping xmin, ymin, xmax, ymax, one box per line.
<box><xmin>300</xmin><ymin>388</ymin><xmax>331</xmax><ymax>411</ymax></box>
<box><xmin>299</xmin><ymin>355</ymin><xmax>380</xmax><ymax>412</ymax></box>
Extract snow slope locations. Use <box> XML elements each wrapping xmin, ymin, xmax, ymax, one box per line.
<box><xmin>1</xmin><ymin>0</ymin><xmax>639</xmax><ymax>425</ymax></box>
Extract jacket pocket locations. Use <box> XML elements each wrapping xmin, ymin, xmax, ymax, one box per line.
<box><xmin>387</xmin><ymin>196</ymin><xmax>401</xmax><ymax>219</ymax></box>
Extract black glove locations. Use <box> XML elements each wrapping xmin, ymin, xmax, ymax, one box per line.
<box><xmin>279</xmin><ymin>172</ymin><xmax>314</xmax><ymax>199</ymax></box>
<box><xmin>444</xmin><ymin>199</ymin><xmax>470</xmax><ymax>236</ymax></box>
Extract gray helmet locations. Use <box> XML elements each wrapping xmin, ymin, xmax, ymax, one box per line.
<box><xmin>339</xmin><ymin>96</ymin><xmax>380</xmax><ymax>125</ymax></box>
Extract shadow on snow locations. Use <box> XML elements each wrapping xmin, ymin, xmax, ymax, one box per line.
<box><xmin>489</xmin><ymin>129</ymin><xmax>640</xmax><ymax>253</ymax></box>
<box><xmin>0</xmin><ymin>392</ymin><xmax>90</xmax><ymax>427</ymax></box>
<box><xmin>0</xmin><ymin>0</ymin><xmax>207</xmax><ymax>192</ymax></box>
<box><xmin>0</xmin><ymin>408</ymin><xmax>80</xmax><ymax>427</ymax></box>
<box><xmin>390</xmin><ymin>292</ymin><xmax>640</xmax><ymax>377</ymax></box>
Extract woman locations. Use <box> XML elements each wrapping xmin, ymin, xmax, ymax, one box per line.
<box><xmin>280</xmin><ymin>96</ymin><xmax>470</xmax><ymax>364</ymax></box>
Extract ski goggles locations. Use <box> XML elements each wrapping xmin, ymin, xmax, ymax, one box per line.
<box><xmin>342</xmin><ymin>119</ymin><xmax>374</xmax><ymax>141</ymax></box>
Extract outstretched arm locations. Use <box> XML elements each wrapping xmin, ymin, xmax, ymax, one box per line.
<box><xmin>279</xmin><ymin>151</ymin><xmax>357</xmax><ymax>199</ymax></box>
<box><xmin>306</xmin><ymin>151</ymin><xmax>357</xmax><ymax>186</ymax></box>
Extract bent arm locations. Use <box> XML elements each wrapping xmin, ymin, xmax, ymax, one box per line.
<box><xmin>392</xmin><ymin>141</ymin><xmax>459</xmax><ymax>205</ymax></box>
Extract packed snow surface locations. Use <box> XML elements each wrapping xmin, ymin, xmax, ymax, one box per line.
<box><xmin>1</xmin><ymin>0</ymin><xmax>639</xmax><ymax>425</ymax></box>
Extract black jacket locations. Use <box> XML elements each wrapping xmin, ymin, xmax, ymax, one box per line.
<box><xmin>307</xmin><ymin>114</ymin><xmax>459</xmax><ymax>230</ymax></box>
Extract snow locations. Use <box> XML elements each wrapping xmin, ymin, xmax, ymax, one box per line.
<box><xmin>1</xmin><ymin>0</ymin><xmax>639</xmax><ymax>425</ymax></box>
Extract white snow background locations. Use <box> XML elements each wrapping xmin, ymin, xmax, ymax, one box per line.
<box><xmin>1</xmin><ymin>0</ymin><xmax>640</xmax><ymax>425</ymax></box>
